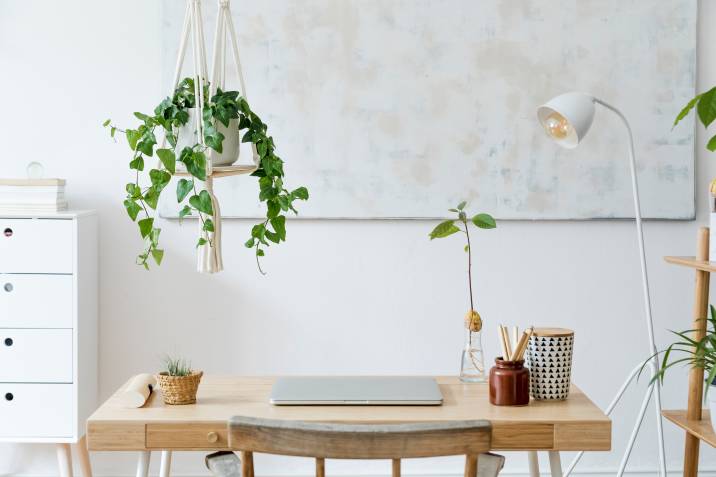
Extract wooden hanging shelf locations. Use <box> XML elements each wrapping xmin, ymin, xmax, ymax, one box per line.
<box><xmin>174</xmin><ymin>164</ymin><xmax>257</xmax><ymax>179</ymax></box>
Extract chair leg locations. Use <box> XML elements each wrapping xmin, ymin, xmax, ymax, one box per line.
<box><xmin>159</xmin><ymin>450</ymin><xmax>172</xmax><ymax>477</ymax></box>
<box><xmin>528</xmin><ymin>451</ymin><xmax>540</xmax><ymax>477</ymax></box>
<box><xmin>464</xmin><ymin>454</ymin><xmax>478</xmax><ymax>477</ymax></box>
<box><xmin>57</xmin><ymin>443</ymin><xmax>74</xmax><ymax>477</ymax></box>
<box><xmin>316</xmin><ymin>457</ymin><xmax>325</xmax><ymax>477</ymax></box>
<box><xmin>136</xmin><ymin>451</ymin><xmax>151</xmax><ymax>477</ymax></box>
<box><xmin>241</xmin><ymin>451</ymin><xmax>254</xmax><ymax>477</ymax></box>
<box><xmin>548</xmin><ymin>451</ymin><xmax>562</xmax><ymax>477</ymax></box>
<box><xmin>75</xmin><ymin>435</ymin><xmax>93</xmax><ymax>477</ymax></box>
<box><xmin>392</xmin><ymin>459</ymin><xmax>401</xmax><ymax>477</ymax></box>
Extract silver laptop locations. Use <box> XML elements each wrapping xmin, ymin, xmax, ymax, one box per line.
<box><xmin>270</xmin><ymin>376</ymin><xmax>443</xmax><ymax>406</ymax></box>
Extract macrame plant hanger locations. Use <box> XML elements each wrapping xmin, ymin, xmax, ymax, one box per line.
<box><xmin>166</xmin><ymin>0</ymin><xmax>259</xmax><ymax>274</ymax></box>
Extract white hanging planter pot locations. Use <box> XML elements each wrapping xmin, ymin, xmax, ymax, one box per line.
<box><xmin>175</xmin><ymin>108</ymin><xmax>240</xmax><ymax>167</ymax></box>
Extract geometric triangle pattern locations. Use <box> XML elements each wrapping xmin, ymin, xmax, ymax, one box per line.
<box><xmin>524</xmin><ymin>334</ymin><xmax>574</xmax><ymax>401</ymax></box>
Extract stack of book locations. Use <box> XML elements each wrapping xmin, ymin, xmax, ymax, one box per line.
<box><xmin>0</xmin><ymin>178</ymin><xmax>68</xmax><ymax>212</ymax></box>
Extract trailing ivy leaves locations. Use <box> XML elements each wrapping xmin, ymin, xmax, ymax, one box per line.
<box><xmin>156</xmin><ymin>149</ymin><xmax>176</xmax><ymax>174</ymax></box>
<box><xmin>106</xmin><ymin>76</ymin><xmax>309</xmax><ymax>272</ymax></box>
<box><xmin>176</xmin><ymin>179</ymin><xmax>193</xmax><ymax>202</ymax></box>
<box><xmin>189</xmin><ymin>190</ymin><xmax>214</xmax><ymax>215</ymax></box>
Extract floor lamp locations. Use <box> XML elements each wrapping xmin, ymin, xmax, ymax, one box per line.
<box><xmin>536</xmin><ymin>92</ymin><xmax>667</xmax><ymax>477</ymax></box>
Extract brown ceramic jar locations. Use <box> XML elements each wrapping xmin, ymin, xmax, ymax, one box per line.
<box><xmin>489</xmin><ymin>358</ymin><xmax>530</xmax><ymax>406</ymax></box>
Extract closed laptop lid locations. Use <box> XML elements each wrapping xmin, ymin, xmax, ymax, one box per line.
<box><xmin>270</xmin><ymin>376</ymin><xmax>443</xmax><ymax>406</ymax></box>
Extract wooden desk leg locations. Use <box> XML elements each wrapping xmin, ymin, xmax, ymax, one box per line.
<box><xmin>57</xmin><ymin>443</ymin><xmax>74</xmax><ymax>477</ymax></box>
<box><xmin>392</xmin><ymin>459</ymin><xmax>401</xmax><ymax>477</ymax></box>
<box><xmin>241</xmin><ymin>451</ymin><xmax>254</xmax><ymax>477</ymax></box>
<box><xmin>76</xmin><ymin>435</ymin><xmax>93</xmax><ymax>477</ymax></box>
<box><xmin>159</xmin><ymin>450</ymin><xmax>172</xmax><ymax>477</ymax></box>
<box><xmin>464</xmin><ymin>455</ymin><xmax>478</xmax><ymax>477</ymax></box>
<box><xmin>136</xmin><ymin>451</ymin><xmax>151</xmax><ymax>477</ymax></box>
<box><xmin>528</xmin><ymin>451</ymin><xmax>540</xmax><ymax>477</ymax></box>
<box><xmin>548</xmin><ymin>451</ymin><xmax>562</xmax><ymax>477</ymax></box>
<box><xmin>315</xmin><ymin>457</ymin><xmax>325</xmax><ymax>477</ymax></box>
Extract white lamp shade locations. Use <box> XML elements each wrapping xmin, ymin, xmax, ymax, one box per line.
<box><xmin>537</xmin><ymin>92</ymin><xmax>596</xmax><ymax>149</ymax></box>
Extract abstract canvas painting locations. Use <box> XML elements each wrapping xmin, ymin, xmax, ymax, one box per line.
<box><xmin>160</xmin><ymin>0</ymin><xmax>696</xmax><ymax>219</ymax></box>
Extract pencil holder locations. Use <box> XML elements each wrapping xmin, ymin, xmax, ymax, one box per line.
<box><xmin>525</xmin><ymin>328</ymin><xmax>574</xmax><ymax>400</ymax></box>
<box><xmin>489</xmin><ymin>358</ymin><xmax>530</xmax><ymax>406</ymax></box>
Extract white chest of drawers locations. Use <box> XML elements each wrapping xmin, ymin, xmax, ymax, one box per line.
<box><xmin>0</xmin><ymin>210</ymin><xmax>97</xmax><ymax>476</ymax></box>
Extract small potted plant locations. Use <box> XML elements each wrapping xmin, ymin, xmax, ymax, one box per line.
<box><xmin>429</xmin><ymin>201</ymin><xmax>496</xmax><ymax>382</ymax></box>
<box><xmin>156</xmin><ymin>356</ymin><xmax>203</xmax><ymax>405</ymax></box>
<box><xmin>647</xmin><ymin>305</ymin><xmax>716</xmax><ymax>429</ymax></box>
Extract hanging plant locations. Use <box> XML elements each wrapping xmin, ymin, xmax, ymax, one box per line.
<box><xmin>105</xmin><ymin>77</ymin><xmax>309</xmax><ymax>273</ymax></box>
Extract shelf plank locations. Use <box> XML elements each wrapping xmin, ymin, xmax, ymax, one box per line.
<box><xmin>663</xmin><ymin>410</ymin><xmax>716</xmax><ymax>448</ymax></box>
<box><xmin>664</xmin><ymin>256</ymin><xmax>716</xmax><ymax>273</ymax></box>
<box><xmin>174</xmin><ymin>164</ymin><xmax>257</xmax><ymax>178</ymax></box>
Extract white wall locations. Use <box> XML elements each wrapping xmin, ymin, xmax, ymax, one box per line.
<box><xmin>0</xmin><ymin>1</ymin><xmax>715</xmax><ymax>475</ymax></box>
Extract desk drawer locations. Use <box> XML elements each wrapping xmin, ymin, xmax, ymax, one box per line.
<box><xmin>147</xmin><ymin>424</ymin><xmax>228</xmax><ymax>450</ymax></box>
<box><xmin>0</xmin><ymin>274</ymin><xmax>73</xmax><ymax>328</ymax></box>
<box><xmin>0</xmin><ymin>383</ymin><xmax>73</xmax><ymax>437</ymax></box>
<box><xmin>0</xmin><ymin>219</ymin><xmax>73</xmax><ymax>273</ymax></box>
<box><xmin>0</xmin><ymin>329</ymin><xmax>72</xmax><ymax>382</ymax></box>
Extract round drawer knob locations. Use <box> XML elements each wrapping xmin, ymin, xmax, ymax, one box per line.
<box><xmin>3</xmin><ymin>228</ymin><xmax>12</xmax><ymax>238</ymax></box>
<box><xmin>4</xmin><ymin>338</ymin><xmax>12</xmax><ymax>347</ymax></box>
<box><xmin>206</xmin><ymin>431</ymin><xmax>219</xmax><ymax>443</ymax></box>
<box><xmin>3</xmin><ymin>283</ymin><xmax>12</xmax><ymax>292</ymax></box>
<box><xmin>4</xmin><ymin>393</ymin><xmax>13</xmax><ymax>401</ymax></box>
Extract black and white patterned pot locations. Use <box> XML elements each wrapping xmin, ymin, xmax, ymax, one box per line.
<box><xmin>525</xmin><ymin>328</ymin><xmax>574</xmax><ymax>401</ymax></box>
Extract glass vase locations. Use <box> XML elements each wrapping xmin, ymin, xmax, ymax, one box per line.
<box><xmin>460</xmin><ymin>328</ymin><xmax>486</xmax><ymax>383</ymax></box>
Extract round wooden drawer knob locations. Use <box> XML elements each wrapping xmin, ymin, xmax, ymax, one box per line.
<box><xmin>207</xmin><ymin>431</ymin><xmax>219</xmax><ymax>443</ymax></box>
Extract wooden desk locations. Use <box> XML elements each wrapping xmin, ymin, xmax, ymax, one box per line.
<box><xmin>87</xmin><ymin>376</ymin><xmax>610</xmax><ymax>455</ymax></box>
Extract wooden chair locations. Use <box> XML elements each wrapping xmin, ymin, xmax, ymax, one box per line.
<box><xmin>228</xmin><ymin>416</ymin><xmax>492</xmax><ymax>477</ymax></box>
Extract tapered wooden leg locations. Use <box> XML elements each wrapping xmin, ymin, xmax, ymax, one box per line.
<box><xmin>57</xmin><ymin>443</ymin><xmax>73</xmax><ymax>477</ymax></box>
<box><xmin>159</xmin><ymin>450</ymin><xmax>172</xmax><ymax>477</ymax></box>
<box><xmin>136</xmin><ymin>451</ymin><xmax>151</xmax><ymax>477</ymax></box>
<box><xmin>75</xmin><ymin>435</ymin><xmax>93</xmax><ymax>477</ymax></box>
<box><xmin>548</xmin><ymin>451</ymin><xmax>562</xmax><ymax>477</ymax></box>
<box><xmin>464</xmin><ymin>454</ymin><xmax>478</xmax><ymax>477</ymax></box>
<box><xmin>241</xmin><ymin>451</ymin><xmax>254</xmax><ymax>477</ymax></box>
<box><xmin>528</xmin><ymin>451</ymin><xmax>540</xmax><ymax>477</ymax></box>
<box><xmin>315</xmin><ymin>457</ymin><xmax>325</xmax><ymax>477</ymax></box>
<box><xmin>392</xmin><ymin>459</ymin><xmax>401</xmax><ymax>477</ymax></box>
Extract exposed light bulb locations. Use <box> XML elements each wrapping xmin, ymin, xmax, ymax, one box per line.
<box><xmin>543</xmin><ymin>112</ymin><xmax>572</xmax><ymax>140</ymax></box>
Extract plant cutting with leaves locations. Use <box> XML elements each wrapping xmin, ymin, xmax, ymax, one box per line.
<box><xmin>429</xmin><ymin>202</ymin><xmax>496</xmax><ymax>380</ymax></box>
<box><xmin>105</xmin><ymin>77</ymin><xmax>308</xmax><ymax>272</ymax></box>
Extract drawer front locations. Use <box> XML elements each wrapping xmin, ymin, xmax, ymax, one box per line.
<box><xmin>0</xmin><ymin>383</ymin><xmax>73</xmax><ymax>437</ymax></box>
<box><xmin>147</xmin><ymin>424</ymin><xmax>229</xmax><ymax>450</ymax></box>
<box><xmin>0</xmin><ymin>274</ymin><xmax>73</xmax><ymax>328</ymax></box>
<box><xmin>0</xmin><ymin>329</ymin><xmax>72</xmax><ymax>383</ymax></box>
<box><xmin>0</xmin><ymin>219</ymin><xmax>74</xmax><ymax>273</ymax></box>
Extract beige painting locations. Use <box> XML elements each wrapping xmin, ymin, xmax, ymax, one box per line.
<box><xmin>159</xmin><ymin>0</ymin><xmax>695</xmax><ymax>219</ymax></box>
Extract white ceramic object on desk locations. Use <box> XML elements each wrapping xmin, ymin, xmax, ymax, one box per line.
<box><xmin>175</xmin><ymin>108</ymin><xmax>240</xmax><ymax>166</ymax></box>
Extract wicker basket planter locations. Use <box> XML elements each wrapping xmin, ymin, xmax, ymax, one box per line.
<box><xmin>156</xmin><ymin>371</ymin><xmax>203</xmax><ymax>405</ymax></box>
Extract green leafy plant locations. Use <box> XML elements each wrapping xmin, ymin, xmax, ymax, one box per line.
<box><xmin>674</xmin><ymin>86</ymin><xmax>716</xmax><ymax>151</ymax></box>
<box><xmin>429</xmin><ymin>201</ymin><xmax>496</xmax><ymax>332</ymax></box>
<box><xmin>643</xmin><ymin>305</ymin><xmax>716</xmax><ymax>395</ymax></box>
<box><xmin>163</xmin><ymin>355</ymin><xmax>193</xmax><ymax>377</ymax></box>
<box><xmin>105</xmin><ymin>77</ymin><xmax>309</xmax><ymax>273</ymax></box>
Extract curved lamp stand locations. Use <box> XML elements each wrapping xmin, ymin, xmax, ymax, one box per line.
<box><xmin>538</xmin><ymin>94</ymin><xmax>666</xmax><ymax>477</ymax></box>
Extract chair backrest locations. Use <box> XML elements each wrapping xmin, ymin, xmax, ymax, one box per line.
<box><xmin>228</xmin><ymin>416</ymin><xmax>491</xmax><ymax>476</ymax></box>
